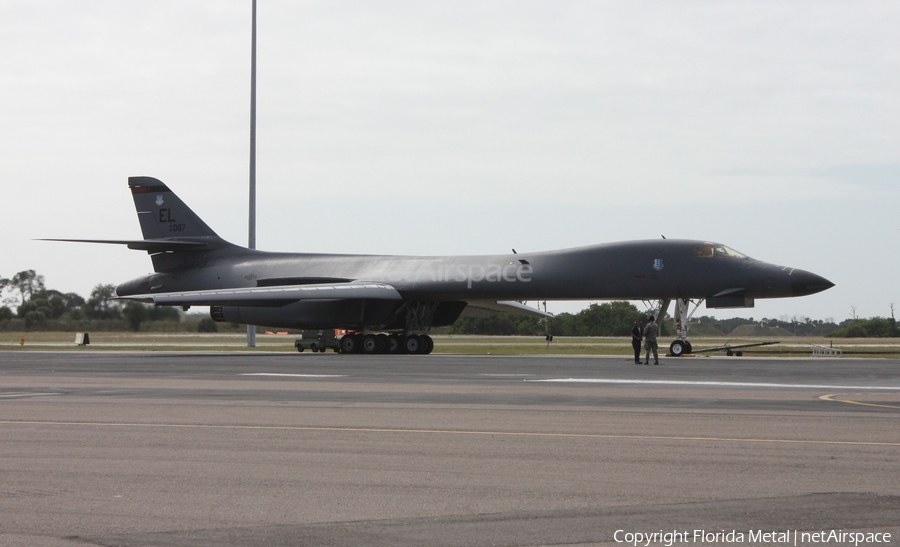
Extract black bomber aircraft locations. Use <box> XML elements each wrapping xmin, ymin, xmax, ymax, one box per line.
<box><xmin>47</xmin><ymin>177</ymin><xmax>834</xmax><ymax>355</ymax></box>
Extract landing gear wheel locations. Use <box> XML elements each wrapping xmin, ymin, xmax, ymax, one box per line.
<box><xmin>375</xmin><ymin>334</ymin><xmax>388</xmax><ymax>353</ymax></box>
<box><xmin>361</xmin><ymin>334</ymin><xmax>387</xmax><ymax>354</ymax></box>
<box><xmin>421</xmin><ymin>335</ymin><xmax>434</xmax><ymax>355</ymax></box>
<box><xmin>340</xmin><ymin>334</ymin><xmax>360</xmax><ymax>354</ymax></box>
<box><xmin>387</xmin><ymin>335</ymin><xmax>401</xmax><ymax>354</ymax></box>
<box><xmin>362</xmin><ymin>334</ymin><xmax>379</xmax><ymax>354</ymax></box>
<box><xmin>684</xmin><ymin>341</ymin><xmax>692</xmax><ymax>354</ymax></box>
<box><xmin>404</xmin><ymin>334</ymin><xmax>422</xmax><ymax>354</ymax></box>
<box><xmin>670</xmin><ymin>340</ymin><xmax>687</xmax><ymax>357</ymax></box>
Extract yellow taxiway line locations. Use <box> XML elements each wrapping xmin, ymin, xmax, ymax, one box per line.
<box><xmin>819</xmin><ymin>393</ymin><xmax>900</xmax><ymax>410</ymax></box>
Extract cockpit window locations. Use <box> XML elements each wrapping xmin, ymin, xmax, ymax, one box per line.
<box><xmin>694</xmin><ymin>244</ymin><xmax>714</xmax><ymax>257</ymax></box>
<box><xmin>694</xmin><ymin>243</ymin><xmax>747</xmax><ymax>259</ymax></box>
<box><xmin>714</xmin><ymin>245</ymin><xmax>747</xmax><ymax>259</ymax></box>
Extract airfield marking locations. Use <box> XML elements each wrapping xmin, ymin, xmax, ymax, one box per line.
<box><xmin>239</xmin><ymin>373</ymin><xmax>345</xmax><ymax>378</ymax></box>
<box><xmin>819</xmin><ymin>393</ymin><xmax>900</xmax><ymax>410</ymax></box>
<box><xmin>531</xmin><ymin>379</ymin><xmax>900</xmax><ymax>391</ymax></box>
<box><xmin>0</xmin><ymin>392</ymin><xmax>62</xmax><ymax>399</ymax></box>
<box><xmin>0</xmin><ymin>420</ymin><xmax>898</xmax><ymax>447</ymax></box>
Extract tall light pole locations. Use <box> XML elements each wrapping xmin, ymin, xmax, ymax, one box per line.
<box><xmin>247</xmin><ymin>0</ymin><xmax>257</xmax><ymax>347</ymax></box>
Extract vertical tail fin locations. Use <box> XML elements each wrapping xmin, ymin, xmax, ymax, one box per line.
<box><xmin>129</xmin><ymin>176</ymin><xmax>220</xmax><ymax>240</ymax></box>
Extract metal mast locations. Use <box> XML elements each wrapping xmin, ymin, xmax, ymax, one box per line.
<box><xmin>247</xmin><ymin>0</ymin><xmax>257</xmax><ymax>348</ymax></box>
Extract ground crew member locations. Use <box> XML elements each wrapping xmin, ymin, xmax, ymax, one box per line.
<box><xmin>631</xmin><ymin>320</ymin><xmax>643</xmax><ymax>364</ymax></box>
<box><xmin>643</xmin><ymin>316</ymin><xmax>660</xmax><ymax>365</ymax></box>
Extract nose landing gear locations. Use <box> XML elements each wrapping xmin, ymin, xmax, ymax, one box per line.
<box><xmin>669</xmin><ymin>339</ymin><xmax>693</xmax><ymax>356</ymax></box>
<box><xmin>647</xmin><ymin>297</ymin><xmax>704</xmax><ymax>357</ymax></box>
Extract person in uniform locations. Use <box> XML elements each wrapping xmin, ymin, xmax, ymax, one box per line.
<box><xmin>630</xmin><ymin>320</ymin><xmax>643</xmax><ymax>364</ymax></box>
<box><xmin>643</xmin><ymin>315</ymin><xmax>660</xmax><ymax>365</ymax></box>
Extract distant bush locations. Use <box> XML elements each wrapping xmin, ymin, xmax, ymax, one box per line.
<box><xmin>197</xmin><ymin>318</ymin><xmax>219</xmax><ymax>333</ymax></box>
<box><xmin>827</xmin><ymin>317</ymin><xmax>900</xmax><ymax>338</ymax></box>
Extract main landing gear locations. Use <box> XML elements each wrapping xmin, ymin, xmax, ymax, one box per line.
<box><xmin>338</xmin><ymin>333</ymin><xmax>434</xmax><ymax>355</ymax></box>
<box><xmin>299</xmin><ymin>302</ymin><xmax>440</xmax><ymax>356</ymax></box>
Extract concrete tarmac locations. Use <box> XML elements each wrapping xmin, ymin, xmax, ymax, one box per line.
<box><xmin>0</xmin><ymin>351</ymin><xmax>898</xmax><ymax>546</ymax></box>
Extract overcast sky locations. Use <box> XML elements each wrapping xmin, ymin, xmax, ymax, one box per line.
<box><xmin>1</xmin><ymin>1</ymin><xmax>897</xmax><ymax>322</ymax></box>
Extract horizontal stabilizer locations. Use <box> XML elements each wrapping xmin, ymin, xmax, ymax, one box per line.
<box><xmin>117</xmin><ymin>282</ymin><xmax>403</xmax><ymax>307</ymax></box>
<box><xmin>38</xmin><ymin>238</ymin><xmax>213</xmax><ymax>252</ymax></box>
<box><xmin>461</xmin><ymin>300</ymin><xmax>553</xmax><ymax>319</ymax></box>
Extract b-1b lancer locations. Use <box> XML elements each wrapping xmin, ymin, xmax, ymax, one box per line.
<box><xmin>48</xmin><ymin>177</ymin><xmax>834</xmax><ymax>355</ymax></box>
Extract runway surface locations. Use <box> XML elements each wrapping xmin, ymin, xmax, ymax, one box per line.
<box><xmin>1</xmin><ymin>351</ymin><xmax>898</xmax><ymax>546</ymax></box>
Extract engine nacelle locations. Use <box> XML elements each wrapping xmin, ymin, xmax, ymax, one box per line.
<box><xmin>210</xmin><ymin>299</ymin><xmax>467</xmax><ymax>330</ymax></box>
<box><xmin>210</xmin><ymin>299</ymin><xmax>398</xmax><ymax>330</ymax></box>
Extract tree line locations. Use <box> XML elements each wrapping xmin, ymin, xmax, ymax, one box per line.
<box><xmin>0</xmin><ymin>270</ymin><xmax>185</xmax><ymax>331</ymax></box>
<box><xmin>443</xmin><ymin>304</ymin><xmax>899</xmax><ymax>338</ymax></box>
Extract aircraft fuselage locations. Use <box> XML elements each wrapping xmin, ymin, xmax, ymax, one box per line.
<box><xmin>117</xmin><ymin>239</ymin><xmax>829</xmax><ymax>304</ymax></box>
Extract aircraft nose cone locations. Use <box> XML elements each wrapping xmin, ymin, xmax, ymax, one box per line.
<box><xmin>790</xmin><ymin>269</ymin><xmax>834</xmax><ymax>297</ymax></box>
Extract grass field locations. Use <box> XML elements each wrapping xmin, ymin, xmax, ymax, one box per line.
<box><xmin>2</xmin><ymin>332</ymin><xmax>899</xmax><ymax>358</ymax></box>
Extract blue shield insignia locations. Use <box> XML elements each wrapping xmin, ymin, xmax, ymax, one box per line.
<box><xmin>653</xmin><ymin>258</ymin><xmax>664</xmax><ymax>271</ymax></box>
